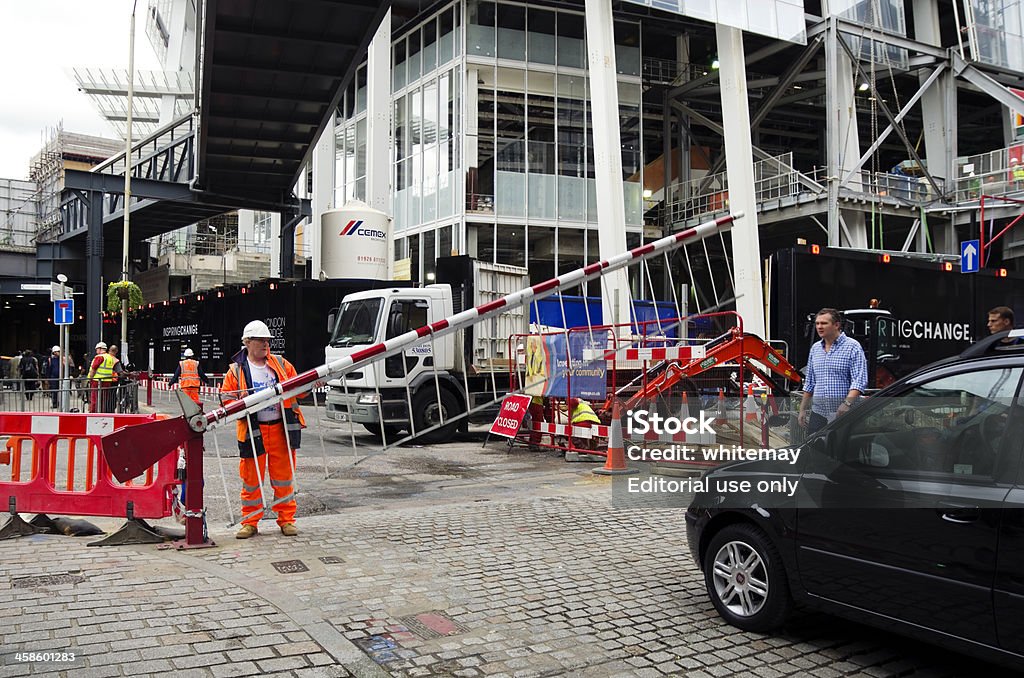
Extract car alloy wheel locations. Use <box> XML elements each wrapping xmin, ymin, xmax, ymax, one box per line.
<box><xmin>703</xmin><ymin>523</ymin><xmax>791</xmax><ymax>632</ymax></box>
<box><xmin>711</xmin><ymin>540</ymin><xmax>769</xmax><ymax>617</ymax></box>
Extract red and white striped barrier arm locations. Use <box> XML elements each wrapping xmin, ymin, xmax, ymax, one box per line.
<box><xmin>202</xmin><ymin>213</ymin><xmax>742</xmax><ymax>432</ymax></box>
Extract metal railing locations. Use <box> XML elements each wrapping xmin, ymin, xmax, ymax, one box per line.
<box><xmin>0</xmin><ymin>378</ymin><xmax>138</xmax><ymax>414</ymax></box>
<box><xmin>663</xmin><ymin>154</ymin><xmax>957</xmax><ymax>227</ymax></box>
<box><xmin>57</xmin><ymin>112</ymin><xmax>197</xmax><ymax>239</ymax></box>
<box><xmin>664</xmin><ymin>153</ymin><xmax>803</xmax><ymax>224</ymax></box>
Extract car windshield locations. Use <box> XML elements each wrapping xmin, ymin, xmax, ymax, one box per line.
<box><xmin>330</xmin><ymin>298</ymin><xmax>382</xmax><ymax>347</ymax></box>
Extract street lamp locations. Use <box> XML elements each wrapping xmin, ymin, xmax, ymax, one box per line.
<box><xmin>121</xmin><ymin>0</ymin><xmax>139</xmax><ymax>365</ymax></box>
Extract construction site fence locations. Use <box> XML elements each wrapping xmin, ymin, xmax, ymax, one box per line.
<box><xmin>0</xmin><ymin>412</ymin><xmax>181</xmax><ymax>520</ymax></box>
<box><xmin>505</xmin><ymin>312</ymin><xmax>808</xmax><ymax>467</ymax></box>
<box><xmin>0</xmin><ymin>379</ymin><xmax>139</xmax><ymax>414</ymax></box>
<box><xmin>139</xmin><ymin>374</ymin><xmax>328</xmax><ymax>408</ymax></box>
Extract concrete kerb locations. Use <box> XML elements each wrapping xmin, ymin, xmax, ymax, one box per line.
<box><xmin>145</xmin><ymin>545</ymin><xmax>391</xmax><ymax>678</ymax></box>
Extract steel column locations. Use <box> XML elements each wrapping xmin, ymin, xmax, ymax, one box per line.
<box><xmin>716</xmin><ymin>24</ymin><xmax>764</xmax><ymax>336</ymax></box>
<box><xmin>86</xmin><ymin>191</ymin><xmax>104</xmax><ymax>351</ymax></box>
<box><xmin>584</xmin><ymin>0</ymin><xmax>630</xmax><ymax>327</ymax></box>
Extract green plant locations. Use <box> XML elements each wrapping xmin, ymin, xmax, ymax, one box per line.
<box><xmin>106</xmin><ymin>280</ymin><xmax>144</xmax><ymax>313</ymax></box>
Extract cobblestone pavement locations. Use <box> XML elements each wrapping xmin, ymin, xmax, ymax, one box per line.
<box><xmin>0</xmin><ymin>405</ymin><xmax>1019</xmax><ymax>676</ymax></box>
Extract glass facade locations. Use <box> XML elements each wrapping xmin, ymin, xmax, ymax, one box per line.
<box><xmin>337</xmin><ymin>0</ymin><xmax>650</xmax><ymax>287</ymax></box>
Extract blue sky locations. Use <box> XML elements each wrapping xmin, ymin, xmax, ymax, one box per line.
<box><xmin>0</xmin><ymin>1</ymin><xmax>160</xmax><ymax>179</ymax></box>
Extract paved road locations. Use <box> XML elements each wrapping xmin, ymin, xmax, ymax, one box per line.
<box><xmin>0</xmin><ymin>399</ymin><xmax>1017</xmax><ymax>676</ymax></box>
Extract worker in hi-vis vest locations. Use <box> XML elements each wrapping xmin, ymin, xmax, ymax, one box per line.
<box><xmin>86</xmin><ymin>341</ymin><xmax>118</xmax><ymax>413</ymax></box>
<box><xmin>170</xmin><ymin>347</ymin><xmax>209</xmax><ymax>404</ymax></box>
<box><xmin>221</xmin><ymin>320</ymin><xmax>306</xmax><ymax>539</ymax></box>
<box><xmin>567</xmin><ymin>397</ymin><xmax>601</xmax><ymax>451</ymax></box>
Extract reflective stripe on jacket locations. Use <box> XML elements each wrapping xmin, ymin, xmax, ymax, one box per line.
<box><xmin>179</xmin><ymin>359</ymin><xmax>201</xmax><ymax>388</ymax></box>
<box><xmin>221</xmin><ymin>352</ymin><xmax>306</xmax><ymax>458</ymax></box>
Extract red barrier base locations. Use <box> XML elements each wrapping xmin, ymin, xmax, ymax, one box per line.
<box><xmin>169</xmin><ymin>537</ymin><xmax>217</xmax><ymax>550</ymax></box>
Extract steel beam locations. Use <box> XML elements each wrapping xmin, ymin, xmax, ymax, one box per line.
<box><xmin>86</xmin><ymin>191</ymin><xmax>104</xmax><ymax>352</ymax></box>
<box><xmin>952</xmin><ymin>51</ymin><xmax>1024</xmax><ymax>119</ymax></box>
<box><xmin>836</xmin><ymin>33</ymin><xmax>943</xmax><ymax>198</ymax></box>
<box><xmin>63</xmin><ymin>169</ymin><xmax>195</xmax><ymax>201</ymax></box>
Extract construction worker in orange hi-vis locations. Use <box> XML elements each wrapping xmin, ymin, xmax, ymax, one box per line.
<box><xmin>221</xmin><ymin>320</ymin><xmax>306</xmax><ymax>539</ymax></box>
<box><xmin>169</xmin><ymin>347</ymin><xmax>209</xmax><ymax>404</ymax></box>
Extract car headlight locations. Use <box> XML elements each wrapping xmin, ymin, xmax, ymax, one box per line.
<box><xmin>357</xmin><ymin>393</ymin><xmax>380</xmax><ymax>404</ymax></box>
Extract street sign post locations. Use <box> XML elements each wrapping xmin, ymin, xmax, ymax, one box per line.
<box><xmin>961</xmin><ymin>240</ymin><xmax>980</xmax><ymax>274</ymax></box>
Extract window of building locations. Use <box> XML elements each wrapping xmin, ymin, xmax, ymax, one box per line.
<box><xmin>423</xmin><ymin>18</ymin><xmax>439</xmax><ymax>75</ymax></box>
<box><xmin>527</xmin><ymin>7</ymin><xmax>556</xmax><ymax>65</ymax></box>
<box><xmin>393</xmin><ymin>40</ymin><xmax>407</xmax><ymax>91</ymax></box>
<box><xmin>496</xmin><ymin>225</ymin><xmax>525</xmax><ymax>267</ymax></box>
<box><xmin>497</xmin><ymin>4</ymin><xmax>526</xmax><ymax>61</ymax></box>
<box><xmin>438</xmin><ymin>224</ymin><xmax>453</xmax><ymax>258</ymax></box>
<box><xmin>439</xmin><ymin>7</ymin><xmax>456</xmax><ymax>64</ymax></box>
<box><xmin>254</xmin><ymin>211</ymin><xmax>272</xmax><ymax>246</ymax></box>
<box><xmin>614</xmin><ymin>20</ymin><xmax>641</xmax><ymax>76</ymax></box>
<box><xmin>423</xmin><ymin>229</ymin><xmax>437</xmax><ymax>281</ymax></box>
<box><xmin>556</xmin><ymin>12</ymin><xmax>585</xmax><ymax>69</ymax></box>
<box><xmin>467</xmin><ymin>0</ymin><xmax>496</xmax><ymax>57</ymax></box>
<box><xmin>527</xmin><ymin>225</ymin><xmax>556</xmax><ymax>285</ymax></box>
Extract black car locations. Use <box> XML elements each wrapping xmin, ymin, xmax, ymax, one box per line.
<box><xmin>686</xmin><ymin>331</ymin><xmax>1024</xmax><ymax>668</ymax></box>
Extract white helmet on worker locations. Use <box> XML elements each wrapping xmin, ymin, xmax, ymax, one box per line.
<box><xmin>95</xmin><ymin>341</ymin><xmax>107</xmax><ymax>350</ymax></box>
<box><xmin>52</xmin><ymin>346</ymin><xmax>60</xmax><ymax>353</ymax></box>
<box><xmin>183</xmin><ymin>348</ymin><xmax>194</xmax><ymax>357</ymax></box>
<box><xmin>242</xmin><ymin>320</ymin><xmax>273</xmax><ymax>340</ymax></box>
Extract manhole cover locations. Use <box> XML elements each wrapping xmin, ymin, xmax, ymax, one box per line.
<box><xmin>271</xmin><ymin>559</ymin><xmax>309</xmax><ymax>574</ymax></box>
<box><xmin>399</xmin><ymin>611</ymin><xmax>468</xmax><ymax>640</ymax></box>
<box><xmin>12</xmin><ymin>573</ymin><xmax>85</xmax><ymax>589</ymax></box>
<box><xmin>319</xmin><ymin>556</ymin><xmax>344</xmax><ymax>564</ymax></box>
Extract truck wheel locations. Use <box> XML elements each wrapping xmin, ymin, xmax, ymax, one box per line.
<box><xmin>412</xmin><ymin>388</ymin><xmax>461</xmax><ymax>444</ymax></box>
<box><xmin>362</xmin><ymin>423</ymin><xmax>403</xmax><ymax>441</ymax></box>
<box><xmin>703</xmin><ymin>523</ymin><xmax>791</xmax><ymax>632</ymax></box>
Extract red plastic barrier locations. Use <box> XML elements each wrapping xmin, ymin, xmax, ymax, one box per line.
<box><xmin>0</xmin><ymin>412</ymin><xmax>180</xmax><ymax>519</ymax></box>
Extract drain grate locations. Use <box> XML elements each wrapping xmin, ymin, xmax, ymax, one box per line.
<box><xmin>271</xmin><ymin>559</ymin><xmax>309</xmax><ymax>574</ymax></box>
<box><xmin>318</xmin><ymin>555</ymin><xmax>344</xmax><ymax>564</ymax></box>
<box><xmin>399</xmin><ymin>611</ymin><xmax>468</xmax><ymax>640</ymax></box>
<box><xmin>12</xmin><ymin>573</ymin><xmax>85</xmax><ymax>589</ymax></box>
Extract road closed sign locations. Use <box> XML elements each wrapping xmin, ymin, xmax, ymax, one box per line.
<box><xmin>490</xmin><ymin>394</ymin><xmax>533</xmax><ymax>438</ymax></box>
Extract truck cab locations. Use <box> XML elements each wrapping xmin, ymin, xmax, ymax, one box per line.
<box><xmin>324</xmin><ymin>286</ymin><xmax>458</xmax><ymax>441</ymax></box>
<box><xmin>323</xmin><ymin>258</ymin><xmax>528</xmax><ymax>444</ymax></box>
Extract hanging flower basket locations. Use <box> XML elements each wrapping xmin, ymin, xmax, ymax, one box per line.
<box><xmin>107</xmin><ymin>281</ymin><xmax>144</xmax><ymax>313</ymax></box>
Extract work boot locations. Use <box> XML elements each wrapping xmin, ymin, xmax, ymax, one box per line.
<box><xmin>235</xmin><ymin>524</ymin><xmax>258</xmax><ymax>539</ymax></box>
<box><xmin>279</xmin><ymin>523</ymin><xmax>298</xmax><ymax>537</ymax></box>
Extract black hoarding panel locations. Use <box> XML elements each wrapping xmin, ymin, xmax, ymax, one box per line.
<box><xmin>772</xmin><ymin>247</ymin><xmax>1023</xmax><ymax>384</ymax></box>
<box><xmin>125</xmin><ymin>280</ymin><xmax>398</xmax><ymax>375</ymax></box>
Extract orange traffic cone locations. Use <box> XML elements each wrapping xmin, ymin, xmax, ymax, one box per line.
<box><xmin>744</xmin><ymin>384</ymin><xmax>759</xmax><ymax>423</ymax></box>
<box><xmin>594</xmin><ymin>400</ymin><xmax>638</xmax><ymax>476</ymax></box>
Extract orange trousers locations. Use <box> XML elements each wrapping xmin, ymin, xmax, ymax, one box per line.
<box><xmin>182</xmin><ymin>386</ymin><xmax>200</xmax><ymax>404</ymax></box>
<box><xmin>239</xmin><ymin>421</ymin><xmax>297</xmax><ymax>527</ymax></box>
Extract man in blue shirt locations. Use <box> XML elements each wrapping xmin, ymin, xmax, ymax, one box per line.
<box><xmin>797</xmin><ymin>308</ymin><xmax>868</xmax><ymax>435</ymax></box>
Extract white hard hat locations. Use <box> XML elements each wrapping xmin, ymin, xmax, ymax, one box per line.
<box><xmin>95</xmin><ymin>341</ymin><xmax>107</xmax><ymax>350</ymax></box>
<box><xmin>242</xmin><ymin>320</ymin><xmax>273</xmax><ymax>339</ymax></box>
<box><xmin>183</xmin><ymin>348</ymin><xmax>194</xmax><ymax>357</ymax></box>
<box><xmin>52</xmin><ymin>346</ymin><xmax>61</xmax><ymax>353</ymax></box>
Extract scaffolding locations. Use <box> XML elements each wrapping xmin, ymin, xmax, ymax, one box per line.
<box><xmin>29</xmin><ymin>125</ymin><xmax>122</xmax><ymax>243</ymax></box>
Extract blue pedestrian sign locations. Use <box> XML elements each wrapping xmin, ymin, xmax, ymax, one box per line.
<box><xmin>961</xmin><ymin>240</ymin><xmax>980</xmax><ymax>274</ymax></box>
<box><xmin>53</xmin><ymin>298</ymin><xmax>74</xmax><ymax>325</ymax></box>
